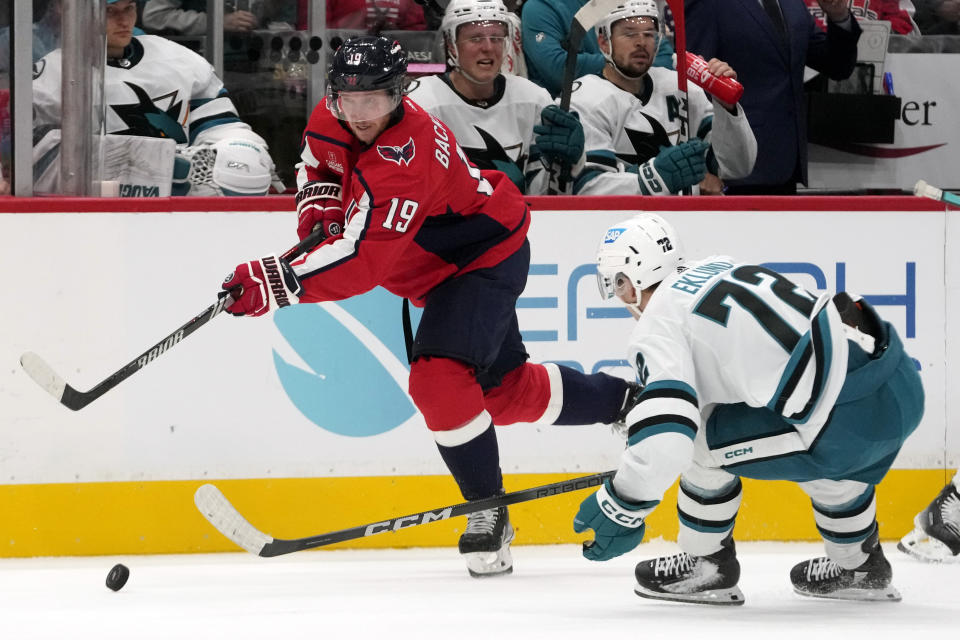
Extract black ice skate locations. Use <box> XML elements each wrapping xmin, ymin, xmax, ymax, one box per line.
<box><xmin>790</xmin><ymin>532</ymin><xmax>901</xmax><ymax>602</ymax></box>
<box><xmin>459</xmin><ymin>506</ymin><xmax>514</xmax><ymax>578</ymax></box>
<box><xmin>898</xmin><ymin>482</ymin><xmax>960</xmax><ymax>563</ymax></box>
<box><xmin>634</xmin><ymin>535</ymin><xmax>744</xmax><ymax>606</ymax></box>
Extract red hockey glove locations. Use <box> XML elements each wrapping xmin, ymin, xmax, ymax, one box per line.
<box><xmin>220</xmin><ymin>254</ymin><xmax>302</xmax><ymax>317</ymax></box>
<box><xmin>296</xmin><ymin>182</ymin><xmax>344</xmax><ymax>242</ymax></box>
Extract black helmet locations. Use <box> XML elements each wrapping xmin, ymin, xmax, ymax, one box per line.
<box><xmin>327</xmin><ymin>37</ymin><xmax>407</xmax><ymax>121</ymax></box>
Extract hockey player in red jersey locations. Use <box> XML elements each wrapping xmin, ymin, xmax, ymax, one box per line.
<box><xmin>219</xmin><ymin>36</ymin><xmax>637</xmax><ymax>578</ymax></box>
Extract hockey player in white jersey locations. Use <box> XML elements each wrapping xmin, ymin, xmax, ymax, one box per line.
<box><xmin>573</xmin><ymin>214</ymin><xmax>924</xmax><ymax>604</ymax></box>
<box><xmin>557</xmin><ymin>0</ymin><xmax>757</xmax><ymax>195</ymax></box>
<box><xmin>407</xmin><ymin>0</ymin><xmax>582</xmax><ymax>194</ymax></box>
<box><xmin>32</xmin><ymin>0</ymin><xmax>278</xmax><ymax>196</ymax></box>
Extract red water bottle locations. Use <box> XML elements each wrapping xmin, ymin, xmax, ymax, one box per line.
<box><xmin>682</xmin><ymin>51</ymin><xmax>744</xmax><ymax>105</ymax></box>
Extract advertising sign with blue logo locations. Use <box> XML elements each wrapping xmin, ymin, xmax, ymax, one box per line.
<box><xmin>0</xmin><ymin>205</ymin><xmax>950</xmax><ymax>484</ymax></box>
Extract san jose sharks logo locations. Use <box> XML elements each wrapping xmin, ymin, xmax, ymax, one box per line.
<box><xmin>377</xmin><ymin>137</ymin><xmax>415</xmax><ymax>166</ymax></box>
<box><xmin>623</xmin><ymin>113</ymin><xmax>672</xmax><ymax>165</ymax></box>
<box><xmin>464</xmin><ymin>127</ymin><xmax>526</xmax><ymax>191</ymax></box>
<box><xmin>112</xmin><ymin>82</ymin><xmax>188</xmax><ymax>144</ymax></box>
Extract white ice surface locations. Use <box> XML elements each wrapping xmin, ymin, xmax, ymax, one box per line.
<box><xmin>0</xmin><ymin>540</ymin><xmax>956</xmax><ymax>639</ymax></box>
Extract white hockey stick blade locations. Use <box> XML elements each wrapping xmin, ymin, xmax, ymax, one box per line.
<box><xmin>574</xmin><ymin>0</ymin><xmax>622</xmax><ymax>29</ymax></box>
<box><xmin>914</xmin><ymin>179</ymin><xmax>943</xmax><ymax>201</ymax></box>
<box><xmin>19</xmin><ymin>352</ymin><xmax>67</xmax><ymax>403</ymax></box>
<box><xmin>195</xmin><ymin>484</ymin><xmax>274</xmax><ymax>555</ymax></box>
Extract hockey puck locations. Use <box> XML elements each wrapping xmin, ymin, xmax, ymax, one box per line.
<box><xmin>106</xmin><ymin>563</ymin><xmax>130</xmax><ymax>591</ymax></box>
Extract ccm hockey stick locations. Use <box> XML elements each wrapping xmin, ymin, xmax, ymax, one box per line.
<box><xmin>195</xmin><ymin>470</ymin><xmax>615</xmax><ymax>557</ymax></box>
<box><xmin>552</xmin><ymin>0</ymin><xmax>623</xmax><ymax>193</ymax></box>
<box><xmin>914</xmin><ymin>179</ymin><xmax>960</xmax><ymax>207</ymax></box>
<box><xmin>20</xmin><ymin>227</ymin><xmax>326</xmax><ymax>411</ymax></box>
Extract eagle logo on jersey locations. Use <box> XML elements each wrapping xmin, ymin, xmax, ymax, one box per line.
<box><xmin>112</xmin><ymin>82</ymin><xmax>187</xmax><ymax>143</ymax></box>
<box><xmin>377</xmin><ymin>137</ymin><xmax>416</xmax><ymax>166</ymax></box>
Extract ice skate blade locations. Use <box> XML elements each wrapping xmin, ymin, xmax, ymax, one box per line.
<box><xmin>898</xmin><ymin>528</ymin><xmax>960</xmax><ymax>563</ymax></box>
<box><xmin>634</xmin><ymin>583</ymin><xmax>745</xmax><ymax>606</ymax></box>
<box><xmin>792</xmin><ymin>585</ymin><xmax>902</xmax><ymax>603</ymax></box>
<box><xmin>464</xmin><ymin>547</ymin><xmax>514</xmax><ymax>578</ymax></box>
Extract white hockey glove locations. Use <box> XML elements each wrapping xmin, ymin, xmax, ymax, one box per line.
<box><xmin>172</xmin><ymin>138</ymin><xmax>276</xmax><ymax>196</ymax></box>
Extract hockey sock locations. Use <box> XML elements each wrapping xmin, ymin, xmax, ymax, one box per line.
<box><xmin>677</xmin><ymin>477</ymin><xmax>743</xmax><ymax>557</ymax></box>
<box><xmin>436</xmin><ymin>421</ymin><xmax>504</xmax><ymax>501</ymax></box>
<box><xmin>553</xmin><ymin>366</ymin><xmax>630</xmax><ymax>425</ymax></box>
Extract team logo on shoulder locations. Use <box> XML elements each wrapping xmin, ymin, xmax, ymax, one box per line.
<box><xmin>326</xmin><ymin>151</ymin><xmax>344</xmax><ymax>174</ymax></box>
<box><xmin>377</xmin><ymin>137</ymin><xmax>415</xmax><ymax>167</ymax></box>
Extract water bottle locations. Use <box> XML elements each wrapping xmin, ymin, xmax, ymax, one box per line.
<box><xmin>682</xmin><ymin>51</ymin><xmax>744</xmax><ymax>105</ymax></box>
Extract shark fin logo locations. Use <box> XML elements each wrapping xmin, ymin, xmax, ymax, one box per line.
<box><xmin>377</xmin><ymin>137</ymin><xmax>415</xmax><ymax>166</ymax></box>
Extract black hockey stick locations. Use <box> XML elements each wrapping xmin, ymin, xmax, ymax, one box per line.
<box><xmin>551</xmin><ymin>0</ymin><xmax>622</xmax><ymax>194</ymax></box>
<box><xmin>194</xmin><ymin>470</ymin><xmax>615</xmax><ymax>557</ymax></box>
<box><xmin>20</xmin><ymin>228</ymin><xmax>326</xmax><ymax>411</ymax></box>
<box><xmin>915</xmin><ymin>179</ymin><xmax>960</xmax><ymax>207</ymax></box>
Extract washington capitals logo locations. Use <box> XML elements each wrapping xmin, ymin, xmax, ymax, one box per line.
<box><xmin>377</xmin><ymin>138</ymin><xmax>415</xmax><ymax>166</ymax></box>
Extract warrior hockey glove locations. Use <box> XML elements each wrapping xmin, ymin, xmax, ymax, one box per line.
<box><xmin>221</xmin><ymin>254</ymin><xmax>302</xmax><ymax>317</ymax></box>
<box><xmin>532</xmin><ymin>105</ymin><xmax>586</xmax><ymax>169</ymax></box>
<box><xmin>573</xmin><ymin>478</ymin><xmax>655</xmax><ymax>561</ymax></box>
<box><xmin>296</xmin><ymin>182</ymin><xmax>345</xmax><ymax>242</ymax></box>
<box><xmin>638</xmin><ymin>139</ymin><xmax>709</xmax><ymax>195</ymax></box>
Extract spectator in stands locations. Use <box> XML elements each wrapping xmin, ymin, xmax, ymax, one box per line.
<box><xmin>687</xmin><ymin>0</ymin><xmax>862</xmax><ymax>195</ymax></box>
<box><xmin>521</xmin><ymin>0</ymin><xmax>674</xmax><ymax>97</ymax></box>
<box><xmin>914</xmin><ymin>0</ymin><xmax>960</xmax><ymax>33</ymax></box>
<box><xmin>0</xmin><ymin>0</ymin><xmax>62</xmax><ymax>72</ymax></box>
<box><xmin>327</xmin><ymin>0</ymin><xmax>427</xmax><ymax>31</ymax></box>
<box><xmin>554</xmin><ymin>0</ymin><xmax>756</xmax><ymax>196</ymax></box>
<box><xmin>409</xmin><ymin>0</ymin><xmax>574</xmax><ymax>194</ymax></box>
<box><xmin>141</xmin><ymin>0</ymin><xmax>296</xmax><ymax>35</ymax></box>
<box><xmin>33</xmin><ymin>0</ymin><xmax>280</xmax><ymax>196</ymax></box>
<box><xmin>804</xmin><ymin>0</ymin><xmax>920</xmax><ymax>35</ymax></box>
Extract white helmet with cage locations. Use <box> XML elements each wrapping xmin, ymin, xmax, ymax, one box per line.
<box><xmin>596</xmin><ymin>0</ymin><xmax>663</xmax><ymax>67</ymax></box>
<box><xmin>596</xmin><ymin>213</ymin><xmax>684</xmax><ymax>305</ymax></box>
<box><xmin>440</xmin><ymin>0</ymin><xmax>511</xmax><ymax>70</ymax></box>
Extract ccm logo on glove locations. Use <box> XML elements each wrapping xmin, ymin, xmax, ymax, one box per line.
<box><xmin>601</xmin><ymin>495</ymin><xmax>645</xmax><ymax>527</ymax></box>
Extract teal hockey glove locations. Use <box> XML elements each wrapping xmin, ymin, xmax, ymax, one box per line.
<box><xmin>532</xmin><ymin>105</ymin><xmax>585</xmax><ymax>169</ymax></box>
<box><xmin>573</xmin><ymin>478</ymin><xmax>654</xmax><ymax>561</ymax></box>
<box><xmin>638</xmin><ymin>139</ymin><xmax>709</xmax><ymax>195</ymax></box>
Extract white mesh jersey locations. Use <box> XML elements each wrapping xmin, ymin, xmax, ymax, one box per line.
<box><xmin>408</xmin><ymin>73</ymin><xmax>552</xmax><ymax>194</ymax></box>
<box><xmin>613</xmin><ymin>257</ymin><xmax>849</xmax><ymax>503</ymax></box>
<box><xmin>32</xmin><ymin>35</ymin><xmax>258</xmax><ymax>147</ymax></box>
<box><xmin>569</xmin><ymin>68</ymin><xmax>757</xmax><ymax>195</ymax></box>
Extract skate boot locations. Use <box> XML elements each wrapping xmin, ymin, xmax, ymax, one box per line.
<box><xmin>790</xmin><ymin>531</ymin><xmax>900</xmax><ymax>602</ymax></box>
<box><xmin>459</xmin><ymin>506</ymin><xmax>514</xmax><ymax>578</ymax></box>
<box><xmin>897</xmin><ymin>482</ymin><xmax>960</xmax><ymax>563</ymax></box>
<box><xmin>634</xmin><ymin>535</ymin><xmax>744</xmax><ymax>605</ymax></box>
